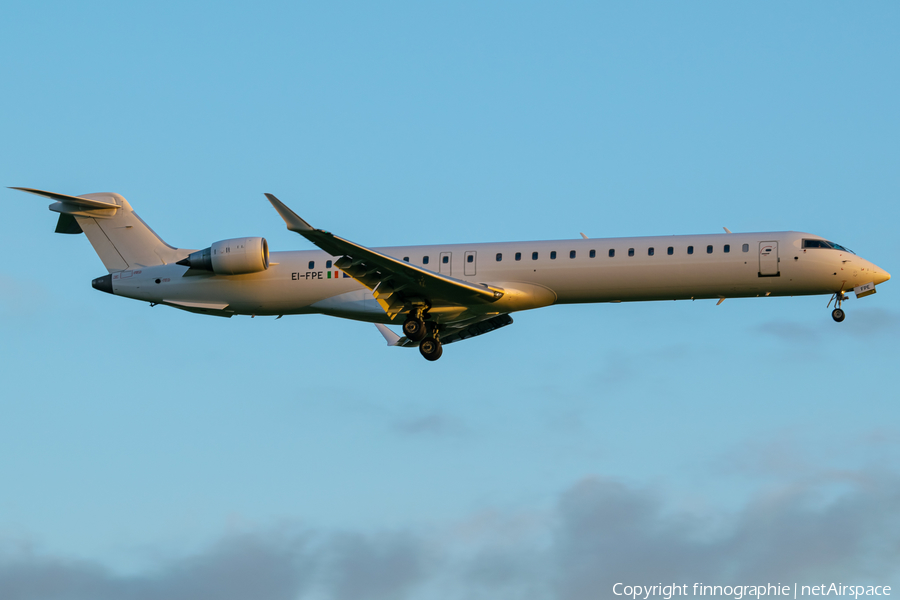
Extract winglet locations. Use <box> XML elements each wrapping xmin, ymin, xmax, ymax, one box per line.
<box><xmin>375</xmin><ymin>323</ymin><xmax>402</xmax><ymax>346</ymax></box>
<box><xmin>264</xmin><ymin>193</ymin><xmax>314</xmax><ymax>233</ymax></box>
<box><xmin>580</xmin><ymin>232</ymin><xmax>588</xmax><ymax>239</ymax></box>
<box><xmin>723</xmin><ymin>227</ymin><xmax>732</xmax><ymax>234</ymax></box>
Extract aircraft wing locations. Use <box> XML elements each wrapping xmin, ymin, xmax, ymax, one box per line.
<box><xmin>265</xmin><ymin>194</ymin><xmax>505</xmax><ymax>320</ymax></box>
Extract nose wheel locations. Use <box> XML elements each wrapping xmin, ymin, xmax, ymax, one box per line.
<box><xmin>829</xmin><ymin>292</ymin><xmax>848</xmax><ymax>322</ymax></box>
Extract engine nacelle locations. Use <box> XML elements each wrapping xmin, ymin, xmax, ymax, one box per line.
<box><xmin>178</xmin><ymin>237</ymin><xmax>269</xmax><ymax>275</ymax></box>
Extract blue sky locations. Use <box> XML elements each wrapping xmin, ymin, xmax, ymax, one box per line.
<box><xmin>1</xmin><ymin>2</ymin><xmax>899</xmax><ymax>598</ymax></box>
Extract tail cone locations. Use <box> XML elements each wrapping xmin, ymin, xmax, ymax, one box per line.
<box><xmin>92</xmin><ymin>274</ymin><xmax>113</xmax><ymax>294</ymax></box>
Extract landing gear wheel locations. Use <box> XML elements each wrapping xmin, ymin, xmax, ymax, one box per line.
<box><xmin>419</xmin><ymin>336</ymin><xmax>443</xmax><ymax>361</ymax></box>
<box><xmin>403</xmin><ymin>317</ymin><xmax>426</xmax><ymax>342</ymax></box>
<box><xmin>832</xmin><ymin>308</ymin><xmax>845</xmax><ymax>322</ymax></box>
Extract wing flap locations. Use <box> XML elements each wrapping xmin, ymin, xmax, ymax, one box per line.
<box><xmin>441</xmin><ymin>313</ymin><xmax>514</xmax><ymax>344</ymax></box>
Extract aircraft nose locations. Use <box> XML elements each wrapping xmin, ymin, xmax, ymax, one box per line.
<box><xmin>867</xmin><ymin>260</ymin><xmax>891</xmax><ymax>285</ymax></box>
<box><xmin>860</xmin><ymin>258</ymin><xmax>891</xmax><ymax>286</ymax></box>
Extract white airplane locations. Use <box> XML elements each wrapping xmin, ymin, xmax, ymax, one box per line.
<box><xmin>16</xmin><ymin>187</ymin><xmax>891</xmax><ymax>361</ymax></box>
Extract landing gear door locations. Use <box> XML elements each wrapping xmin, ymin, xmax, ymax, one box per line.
<box><xmin>759</xmin><ymin>241</ymin><xmax>779</xmax><ymax>277</ymax></box>
<box><xmin>439</xmin><ymin>251</ymin><xmax>452</xmax><ymax>276</ymax></box>
<box><xmin>464</xmin><ymin>251</ymin><xmax>476</xmax><ymax>276</ymax></box>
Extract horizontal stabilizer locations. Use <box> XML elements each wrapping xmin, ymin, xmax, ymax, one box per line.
<box><xmin>11</xmin><ymin>187</ymin><xmax>119</xmax><ymax>210</ymax></box>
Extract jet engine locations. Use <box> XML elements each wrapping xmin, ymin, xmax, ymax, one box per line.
<box><xmin>177</xmin><ymin>237</ymin><xmax>269</xmax><ymax>275</ymax></box>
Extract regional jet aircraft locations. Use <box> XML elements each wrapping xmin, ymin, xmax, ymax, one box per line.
<box><xmin>16</xmin><ymin>187</ymin><xmax>891</xmax><ymax>361</ymax></box>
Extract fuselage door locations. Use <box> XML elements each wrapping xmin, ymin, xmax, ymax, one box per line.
<box><xmin>439</xmin><ymin>251</ymin><xmax>452</xmax><ymax>276</ymax></box>
<box><xmin>464</xmin><ymin>251</ymin><xmax>476</xmax><ymax>276</ymax></box>
<box><xmin>759</xmin><ymin>241</ymin><xmax>779</xmax><ymax>276</ymax></box>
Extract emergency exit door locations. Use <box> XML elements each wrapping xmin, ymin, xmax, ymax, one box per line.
<box><xmin>464</xmin><ymin>251</ymin><xmax>477</xmax><ymax>276</ymax></box>
<box><xmin>759</xmin><ymin>241</ymin><xmax>779</xmax><ymax>276</ymax></box>
<box><xmin>439</xmin><ymin>252</ymin><xmax>452</xmax><ymax>276</ymax></box>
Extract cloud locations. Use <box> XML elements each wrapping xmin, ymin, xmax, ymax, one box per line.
<box><xmin>322</xmin><ymin>532</ymin><xmax>434</xmax><ymax>600</ymax></box>
<box><xmin>756</xmin><ymin>320</ymin><xmax>820</xmax><ymax>343</ymax></box>
<box><xmin>0</xmin><ymin>530</ymin><xmax>316</xmax><ymax>600</ymax></box>
<box><xmin>550</xmin><ymin>473</ymin><xmax>900</xmax><ymax>598</ymax></box>
<box><xmin>2</xmin><ymin>471</ymin><xmax>899</xmax><ymax>600</ymax></box>
<box><xmin>756</xmin><ymin>308</ymin><xmax>900</xmax><ymax>343</ymax></box>
<box><xmin>836</xmin><ymin>307</ymin><xmax>900</xmax><ymax>337</ymax></box>
<box><xmin>594</xmin><ymin>344</ymin><xmax>691</xmax><ymax>387</ymax></box>
<box><xmin>392</xmin><ymin>413</ymin><xmax>467</xmax><ymax>436</ymax></box>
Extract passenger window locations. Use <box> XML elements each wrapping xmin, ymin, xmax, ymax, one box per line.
<box><xmin>628</xmin><ymin>248</ymin><xmax>635</xmax><ymax>257</ymax></box>
<box><xmin>609</xmin><ymin>249</ymin><xmax>615</xmax><ymax>257</ymax></box>
<box><xmin>532</xmin><ymin>251</ymin><xmax>539</xmax><ymax>260</ymax></box>
<box><xmin>423</xmin><ymin>256</ymin><xmax>429</xmax><ymax>264</ymax></box>
<box><xmin>707</xmin><ymin>245</ymin><xmax>713</xmax><ymax>254</ymax></box>
<box><xmin>648</xmin><ymin>247</ymin><xmax>654</xmax><ymax>256</ymax></box>
<box><xmin>326</xmin><ymin>260</ymin><xmax>332</xmax><ymax>269</ymax></box>
<box><xmin>308</xmin><ymin>261</ymin><xmax>315</xmax><ymax>269</ymax></box>
<box><xmin>443</xmin><ymin>255</ymin><xmax>450</xmax><ymax>264</ymax></box>
<box><xmin>403</xmin><ymin>257</ymin><xmax>409</xmax><ymax>262</ymax></box>
<box><xmin>496</xmin><ymin>253</ymin><xmax>502</xmax><ymax>262</ymax></box>
<box><xmin>515</xmin><ymin>252</ymin><xmax>522</xmax><ymax>261</ymax></box>
<box><xmin>742</xmin><ymin>244</ymin><xmax>749</xmax><ymax>252</ymax></box>
<box><xmin>667</xmin><ymin>247</ymin><xmax>673</xmax><ymax>255</ymax></box>
<box><xmin>688</xmin><ymin>246</ymin><xmax>694</xmax><ymax>255</ymax></box>
<box><xmin>724</xmin><ymin>244</ymin><xmax>730</xmax><ymax>253</ymax></box>
<box><xmin>590</xmin><ymin>249</ymin><xmax>596</xmax><ymax>258</ymax></box>
<box><xmin>550</xmin><ymin>251</ymin><xmax>557</xmax><ymax>260</ymax></box>
<box><xmin>570</xmin><ymin>250</ymin><xmax>576</xmax><ymax>259</ymax></box>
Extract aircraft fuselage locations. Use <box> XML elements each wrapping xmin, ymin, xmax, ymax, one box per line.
<box><xmin>107</xmin><ymin>230</ymin><xmax>888</xmax><ymax>322</ymax></box>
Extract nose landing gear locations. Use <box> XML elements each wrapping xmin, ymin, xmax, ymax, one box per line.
<box><xmin>829</xmin><ymin>292</ymin><xmax>847</xmax><ymax>322</ymax></box>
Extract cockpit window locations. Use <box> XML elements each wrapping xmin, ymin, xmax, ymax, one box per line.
<box><xmin>802</xmin><ymin>239</ymin><xmax>855</xmax><ymax>254</ymax></box>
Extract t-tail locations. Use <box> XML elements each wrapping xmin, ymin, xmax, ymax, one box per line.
<box><xmin>11</xmin><ymin>187</ymin><xmax>192</xmax><ymax>287</ymax></box>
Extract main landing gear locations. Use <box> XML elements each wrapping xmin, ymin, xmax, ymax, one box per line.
<box><xmin>404</xmin><ymin>310</ymin><xmax>443</xmax><ymax>361</ymax></box>
<box><xmin>418</xmin><ymin>335</ymin><xmax>443</xmax><ymax>361</ymax></box>
<box><xmin>402</xmin><ymin>314</ymin><xmax>427</xmax><ymax>341</ymax></box>
<box><xmin>830</xmin><ymin>292</ymin><xmax>847</xmax><ymax>322</ymax></box>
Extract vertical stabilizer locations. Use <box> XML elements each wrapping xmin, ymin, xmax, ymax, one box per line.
<box><xmin>13</xmin><ymin>187</ymin><xmax>192</xmax><ymax>272</ymax></box>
